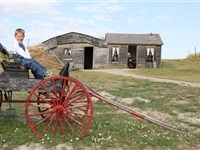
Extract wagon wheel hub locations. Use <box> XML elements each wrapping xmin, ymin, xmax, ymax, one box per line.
<box><xmin>54</xmin><ymin>105</ymin><xmax>65</xmax><ymax>116</ymax></box>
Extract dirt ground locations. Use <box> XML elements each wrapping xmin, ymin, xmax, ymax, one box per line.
<box><xmin>86</xmin><ymin>69</ymin><xmax>200</xmax><ymax>88</ymax></box>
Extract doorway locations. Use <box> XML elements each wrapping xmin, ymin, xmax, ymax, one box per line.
<box><xmin>128</xmin><ymin>45</ymin><xmax>137</xmax><ymax>69</ymax></box>
<box><xmin>84</xmin><ymin>47</ymin><xmax>93</xmax><ymax>69</ymax></box>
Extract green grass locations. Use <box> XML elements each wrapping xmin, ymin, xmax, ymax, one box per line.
<box><xmin>0</xmin><ymin>51</ymin><xmax>200</xmax><ymax>149</ymax></box>
<box><xmin>128</xmin><ymin>59</ymin><xmax>200</xmax><ymax>83</ymax></box>
<box><xmin>0</xmin><ymin>71</ymin><xmax>199</xmax><ymax>149</ymax></box>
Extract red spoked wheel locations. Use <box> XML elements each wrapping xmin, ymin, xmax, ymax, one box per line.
<box><xmin>25</xmin><ymin>76</ymin><xmax>93</xmax><ymax>137</ymax></box>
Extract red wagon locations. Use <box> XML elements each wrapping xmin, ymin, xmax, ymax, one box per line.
<box><xmin>0</xmin><ymin>43</ymin><xmax>183</xmax><ymax>138</ymax></box>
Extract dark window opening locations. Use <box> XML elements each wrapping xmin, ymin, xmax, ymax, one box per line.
<box><xmin>128</xmin><ymin>45</ymin><xmax>137</xmax><ymax>69</ymax></box>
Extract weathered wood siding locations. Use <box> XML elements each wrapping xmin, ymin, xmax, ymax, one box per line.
<box><xmin>94</xmin><ymin>47</ymin><xmax>108</xmax><ymax>68</ymax></box>
<box><xmin>119</xmin><ymin>45</ymin><xmax>128</xmax><ymax>65</ymax></box>
<box><xmin>71</xmin><ymin>44</ymin><xmax>84</xmax><ymax>69</ymax></box>
<box><xmin>107</xmin><ymin>45</ymin><xmax>128</xmax><ymax>66</ymax></box>
<box><xmin>108</xmin><ymin>46</ymin><xmax>113</xmax><ymax>64</ymax></box>
<box><xmin>51</xmin><ymin>43</ymin><xmax>108</xmax><ymax>69</ymax></box>
<box><xmin>155</xmin><ymin>46</ymin><xmax>161</xmax><ymax>67</ymax></box>
<box><xmin>136</xmin><ymin>46</ymin><xmax>146</xmax><ymax>67</ymax></box>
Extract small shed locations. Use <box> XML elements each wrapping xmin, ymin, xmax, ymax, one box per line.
<box><xmin>105</xmin><ymin>33</ymin><xmax>164</xmax><ymax>68</ymax></box>
<box><xmin>42</xmin><ymin>32</ymin><xmax>108</xmax><ymax>69</ymax></box>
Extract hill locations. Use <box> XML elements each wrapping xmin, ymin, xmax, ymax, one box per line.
<box><xmin>28</xmin><ymin>44</ymin><xmax>62</xmax><ymax>74</ymax></box>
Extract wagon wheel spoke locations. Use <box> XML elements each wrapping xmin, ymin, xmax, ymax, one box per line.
<box><xmin>68</xmin><ymin>104</ymin><xmax>89</xmax><ymax>109</ymax></box>
<box><xmin>41</xmin><ymin>115</ymin><xmax>56</xmax><ymax>135</ymax></box>
<box><xmin>65</xmin><ymin>84</ymin><xmax>82</xmax><ymax>102</ymax></box>
<box><xmin>60</xmin><ymin>117</ymin><xmax>66</xmax><ymax>135</ymax></box>
<box><xmin>33</xmin><ymin>92</ymin><xmax>52</xmax><ymax>106</ymax></box>
<box><xmin>66</xmin><ymin>114</ymin><xmax>84</xmax><ymax>127</ymax></box>
<box><xmin>36</xmin><ymin>92</ymin><xmax>54</xmax><ymax>119</ymax></box>
<box><xmin>40</xmin><ymin>83</ymin><xmax>58</xmax><ymax>106</ymax></box>
<box><xmin>60</xmin><ymin>78</ymin><xmax>67</xmax><ymax>105</ymax></box>
<box><xmin>26</xmin><ymin>76</ymin><xmax>93</xmax><ymax>137</ymax></box>
<box><xmin>53</xmin><ymin>116</ymin><xmax>59</xmax><ymax>135</ymax></box>
<box><xmin>63</xmin><ymin>115</ymin><xmax>76</xmax><ymax>134</ymax></box>
<box><xmin>67</xmin><ymin>109</ymin><xmax>90</xmax><ymax>117</ymax></box>
<box><xmin>28</xmin><ymin>110</ymin><xmax>54</xmax><ymax>117</ymax></box>
<box><xmin>32</xmin><ymin>114</ymin><xmax>53</xmax><ymax>129</ymax></box>
<box><xmin>63</xmin><ymin>91</ymin><xmax>85</xmax><ymax>107</ymax></box>
<box><xmin>51</xmin><ymin>79</ymin><xmax>60</xmax><ymax>100</ymax></box>
<box><xmin>29</xmin><ymin>103</ymin><xmax>51</xmax><ymax>109</ymax></box>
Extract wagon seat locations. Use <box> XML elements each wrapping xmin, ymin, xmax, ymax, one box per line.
<box><xmin>0</xmin><ymin>43</ymin><xmax>29</xmax><ymax>78</ymax></box>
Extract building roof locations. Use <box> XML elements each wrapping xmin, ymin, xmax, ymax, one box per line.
<box><xmin>42</xmin><ymin>32</ymin><xmax>107</xmax><ymax>49</ymax></box>
<box><xmin>105</xmin><ymin>33</ymin><xmax>164</xmax><ymax>45</ymax></box>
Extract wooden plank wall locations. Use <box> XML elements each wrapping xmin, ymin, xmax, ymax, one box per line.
<box><xmin>155</xmin><ymin>46</ymin><xmax>161</xmax><ymax>67</ymax></box>
<box><xmin>52</xmin><ymin>43</ymin><xmax>109</xmax><ymax>69</ymax></box>
<box><xmin>119</xmin><ymin>45</ymin><xmax>128</xmax><ymax>66</ymax></box>
<box><xmin>137</xmin><ymin>46</ymin><xmax>146</xmax><ymax>67</ymax></box>
<box><xmin>94</xmin><ymin>47</ymin><xmax>109</xmax><ymax>68</ymax></box>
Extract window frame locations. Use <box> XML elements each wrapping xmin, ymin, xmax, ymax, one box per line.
<box><xmin>63</xmin><ymin>48</ymin><xmax>72</xmax><ymax>56</ymax></box>
<box><xmin>146</xmin><ymin>46</ymin><xmax>155</xmax><ymax>63</ymax></box>
<box><xmin>111</xmin><ymin>46</ymin><xmax>120</xmax><ymax>63</ymax></box>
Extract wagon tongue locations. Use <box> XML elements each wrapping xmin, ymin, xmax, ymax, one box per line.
<box><xmin>87</xmin><ymin>86</ymin><xmax>185</xmax><ymax>134</ymax></box>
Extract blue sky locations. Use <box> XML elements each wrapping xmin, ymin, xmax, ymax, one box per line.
<box><xmin>0</xmin><ymin>0</ymin><xmax>200</xmax><ymax>59</ymax></box>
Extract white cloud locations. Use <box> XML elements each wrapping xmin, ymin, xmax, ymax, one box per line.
<box><xmin>75</xmin><ymin>2</ymin><xmax>125</xmax><ymax>13</ymax></box>
<box><xmin>54</xmin><ymin>16</ymin><xmax>86</xmax><ymax>27</ymax></box>
<box><xmin>0</xmin><ymin>2</ymin><xmax>122</xmax><ymax>45</ymax></box>
<box><xmin>154</xmin><ymin>15</ymin><xmax>172</xmax><ymax>21</ymax></box>
<box><xmin>0</xmin><ymin>2</ymin><xmax>60</xmax><ymax>16</ymax></box>
<box><xmin>29</xmin><ymin>20</ymin><xmax>55</xmax><ymax>29</ymax></box>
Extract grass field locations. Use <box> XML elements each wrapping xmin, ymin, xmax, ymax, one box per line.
<box><xmin>0</xmin><ymin>71</ymin><xmax>199</xmax><ymax>150</ymax></box>
<box><xmin>128</xmin><ymin>59</ymin><xmax>200</xmax><ymax>83</ymax></box>
<box><xmin>0</xmin><ymin>48</ymin><xmax>199</xmax><ymax>149</ymax></box>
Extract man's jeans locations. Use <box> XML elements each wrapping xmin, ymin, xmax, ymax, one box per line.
<box><xmin>13</xmin><ymin>54</ymin><xmax>47</xmax><ymax>79</ymax></box>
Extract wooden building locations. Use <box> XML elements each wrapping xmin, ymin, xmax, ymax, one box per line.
<box><xmin>42</xmin><ymin>32</ymin><xmax>108</xmax><ymax>69</ymax></box>
<box><xmin>105</xmin><ymin>33</ymin><xmax>164</xmax><ymax>68</ymax></box>
<box><xmin>42</xmin><ymin>32</ymin><xmax>163</xmax><ymax>69</ymax></box>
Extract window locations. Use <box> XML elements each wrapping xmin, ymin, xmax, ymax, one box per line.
<box><xmin>63</xmin><ymin>48</ymin><xmax>71</xmax><ymax>56</ymax></box>
<box><xmin>146</xmin><ymin>47</ymin><xmax>155</xmax><ymax>63</ymax></box>
<box><xmin>111</xmin><ymin>47</ymin><xmax>119</xmax><ymax>63</ymax></box>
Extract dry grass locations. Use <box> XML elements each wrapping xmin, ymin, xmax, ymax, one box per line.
<box><xmin>187</xmin><ymin>53</ymin><xmax>200</xmax><ymax>62</ymax></box>
<box><xmin>28</xmin><ymin>44</ymin><xmax>62</xmax><ymax>74</ymax></box>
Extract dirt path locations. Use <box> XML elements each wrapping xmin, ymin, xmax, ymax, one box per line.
<box><xmin>84</xmin><ymin>69</ymin><xmax>200</xmax><ymax>88</ymax></box>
